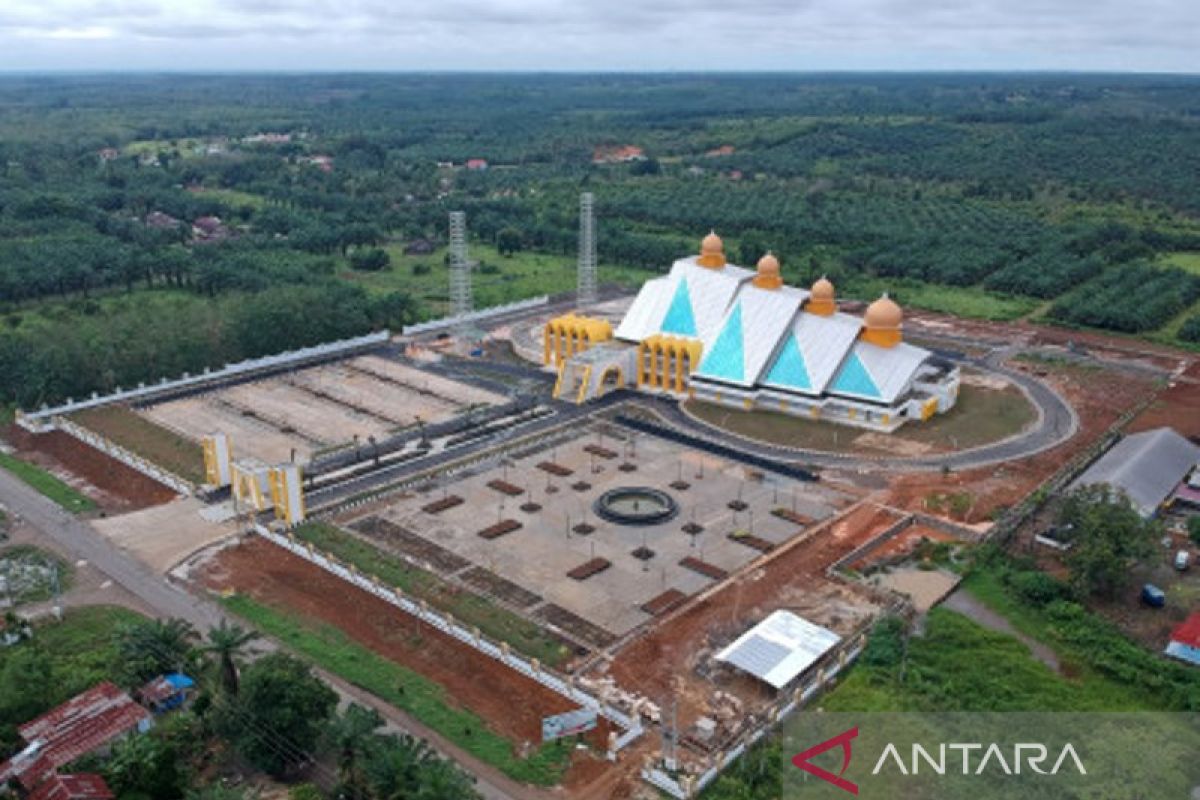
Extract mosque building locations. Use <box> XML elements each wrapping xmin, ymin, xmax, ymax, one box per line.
<box><xmin>544</xmin><ymin>232</ymin><xmax>959</xmax><ymax>432</ymax></box>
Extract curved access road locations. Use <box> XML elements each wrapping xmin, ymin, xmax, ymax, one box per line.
<box><xmin>643</xmin><ymin>350</ymin><xmax>1079</xmax><ymax>473</ymax></box>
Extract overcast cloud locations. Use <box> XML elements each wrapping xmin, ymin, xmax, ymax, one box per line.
<box><xmin>0</xmin><ymin>0</ymin><xmax>1194</xmax><ymax>72</ymax></box>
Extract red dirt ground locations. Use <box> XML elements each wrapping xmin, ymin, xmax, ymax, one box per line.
<box><xmin>851</xmin><ymin>524</ymin><xmax>958</xmax><ymax>571</ymax></box>
<box><xmin>1126</xmin><ymin>372</ymin><xmax>1200</xmax><ymax>440</ymax></box>
<box><xmin>606</xmin><ymin>502</ymin><xmax>894</xmax><ymax>719</ymax></box>
<box><xmin>198</xmin><ymin>538</ymin><xmax>613</xmax><ymax>776</ymax></box>
<box><xmin>908</xmin><ymin>310</ymin><xmax>1191</xmax><ymax>373</ymax></box>
<box><xmin>6</xmin><ymin>426</ymin><xmax>176</xmax><ymax>512</ymax></box>
<box><xmin>885</xmin><ymin>355</ymin><xmax>1159</xmax><ymax>522</ymax></box>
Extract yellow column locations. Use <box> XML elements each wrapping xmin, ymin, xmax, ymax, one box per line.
<box><xmin>543</xmin><ymin>324</ymin><xmax>553</xmax><ymax>365</ymax></box>
<box><xmin>675</xmin><ymin>343</ymin><xmax>685</xmax><ymax>393</ymax></box>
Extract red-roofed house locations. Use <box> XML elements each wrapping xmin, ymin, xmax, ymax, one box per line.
<box><xmin>465</xmin><ymin>158</ymin><xmax>489</xmax><ymax>171</ymax></box>
<box><xmin>1165</xmin><ymin>612</ymin><xmax>1200</xmax><ymax>666</ymax></box>
<box><xmin>28</xmin><ymin>773</ymin><xmax>115</xmax><ymax>800</ymax></box>
<box><xmin>0</xmin><ymin>682</ymin><xmax>151</xmax><ymax>788</ymax></box>
<box><xmin>592</xmin><ymin>144</ymin><xmax>646</xmax><ymax>164</ymax></box>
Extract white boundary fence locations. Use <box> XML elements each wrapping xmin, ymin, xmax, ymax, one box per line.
<box><xmin>401</xmin><ymin>296</ymin><xmax>549</xmax><ymax>336</ymax></box>
<box><xmin>253</xmin><ymin>523</ymin><xmax>645</xmax><ymax>754</ymax></box>
<box><xmin>16</xmin><ymin>331</ymin><xmax>392</xmax><ymax>431</ymax></box>
<box><xmin>55</xmin><ymin>416</ymin><xmax>194</xmax><ymax>496</ymax></box>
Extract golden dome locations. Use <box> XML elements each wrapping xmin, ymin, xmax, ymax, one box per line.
<box><xmin>752</xmin><ymin>252</ymin><xmax>782</xmax><ymax>289</ymax></box>
<box><xmin>865</xmin><ymin>293</ymin><xmax>902</xmax><ymax>328</ymax></box>
<box><xmin>862</xmin><ymin>293</ymin><xmax>903</xmax><ymax>347</ymax></box>
<box><xmin>697</xmin><ymin>230</ymin><xmax>727</xmax><ymax>268</ymax></box>
<box><xmin>806</xmin><ymin>275</ymin><xmax>836</xmax><ymax>316</ymax></box>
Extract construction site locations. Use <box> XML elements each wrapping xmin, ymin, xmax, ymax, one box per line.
<box><xmin>9</xmin><ymin>194</ymin><xmax>1200</xmax><ymax>799</ymax></box>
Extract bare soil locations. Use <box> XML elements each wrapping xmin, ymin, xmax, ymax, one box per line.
<box><xmin>885</xmin><ymin>355</ymin><xmax>1158</xmax><ymax>523</ymax></box>
<box><xmin>198</xmin><ymin>538</ymin><xmax>612</xmax><ymax>754</ymax></box>
<box><xmin>7</xmin><ymin>426</ymin><xmax>176</xmax><ymax>513</ymax></box>
<box><xmin>605</xmin><ymin>502</ymin><xmax>890</xmax><ymax>727</ymax></box>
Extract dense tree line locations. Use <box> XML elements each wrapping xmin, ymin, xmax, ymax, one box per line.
<box><xmin>1048</xmin><ymin>262</ymin><xmax>1200</xmax><ymax>333</ymax></box>
<box><xmin>1</xmin><ymin>612</ymin><xmax>479</xmax><ymax>800</ymax></box>
<box><xmin>0</xmin><ymin>283</ymin><xmax>414</xmax><ymax>408</ymax></box>
<box><xmin>0</xmin><ymin>73</ymin><xmax>1198</xmax><ymax>409</ymax></box>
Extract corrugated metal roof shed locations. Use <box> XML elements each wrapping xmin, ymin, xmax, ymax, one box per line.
<box><xmin>29</xmin><ymin>774</ymin><xmax>115</xmax><ymax>800</ymax></box>
<box><xmin>1165</xmin><ymin>612</ymin><xmax>1200</xmax><ymax>666</ymax></box>
<box><xmin>17</xmin><ymin>682</ymin><xmax>151</xmax><ymax>769</ymax></box>
<box><xmin>715</xmin><ymin>610</ymin><xmax>841</xmax><ymax>689</ymax></box>
<box><xmin>1070</xmin><ymin>428</ymin><xmax>1200</xmax><ymax>518</ymax></box>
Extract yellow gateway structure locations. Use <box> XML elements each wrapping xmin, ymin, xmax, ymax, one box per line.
<box><xmin>545</xmin><ymin>232</ymin><xmax>960</xmax><ymax>432</ymax></box>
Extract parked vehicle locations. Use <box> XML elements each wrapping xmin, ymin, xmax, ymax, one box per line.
<box><xmin>1141</xmin><ymin>584</ymin><xmax>1166</xmax><ymax>608</ymax></box>
<box><xmin>1175</xmin><ymin>550</ymin><xmax>1191</xmax><ymax>571</ymax></box>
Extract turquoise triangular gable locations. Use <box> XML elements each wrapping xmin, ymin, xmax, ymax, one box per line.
<box><xmin>830</xmin><ymin>349</ymin><xmax>881</xmax><ymax>398</ymax></box>
<box><xmin>660</xmin><ymin>279</ymin><xmax>697</xmax><ymax>337</ymax></box>
<box><xmin>764</xmin><ymin>333</ymin><xmax>811</xmax><ymax>390</ymax></box>
<box><xmin>698</xmin><ymin>303</ymin><xmax>745</xmax><ymax>381</ymax></box>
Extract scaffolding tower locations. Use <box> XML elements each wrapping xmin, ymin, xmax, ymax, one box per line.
<box><xmin>448</xmin><ymin>211</ymin><xmax>473</xmax><ymax>333</ymax></box>
<box><xmin>577</xmin><ymin>192</ymin><xmax>597</xmax><ymax>308</ymax></box>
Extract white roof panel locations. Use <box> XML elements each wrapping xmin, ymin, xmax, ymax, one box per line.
<box><xmin>614</xmin><ymin>276</ymin><xmax>673</xmax><ymax>342</ymax></box>
<box><xmin>763</xmin><ymin>311</ymin><xmax>862</xmax><ymax>396</ymax></box>
<box><xmin>693</xmin><ymin>284</ymin><xmax>806</xmax><ymax>387</ymax></box>
<box><xmin>849</xmin><ymin>340</ymin><xmax>929</xmax><ymax>404</ymax></box>
<box><xmin>715</xmin><ymin>610</ymin><xmax>841</xmax><ymax>689</ymax></box>
<box><xmin>670</xmin><ymin>258</ymin><xmax>754</xmax><ymax>346</ymax></box>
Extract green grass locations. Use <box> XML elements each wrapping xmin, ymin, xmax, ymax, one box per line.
<box><xmin>685</xmin><ymin>380</ymin><xmax>1035</xmax><ymax>455</ymax></box>
<box><xmin>222</xmin><ymin>594</ymin><xmax>571</xmax><ymax>786</ymax></box>
<box><xmin>1158</xmin><ymin>251</ymin><xmax>1200</xmax><ymax>275</ymax></box>
<box><xmin>0</xmin><ymin>451</ymin><xmax>96</xmax><ymax>513</ymax></box>
<box><xmin>842</xmin><ymin>276</ymin><xmax>1040</xmax><ymax>321</ymax></box>
<box><xmin>1</xmin><ymin>605</ymin><xmax>146</xmax><ymax>704</ymax></box>
<box><xmin>72</xmin><ymin>405</ymin><xmax>206</xmax><ymax>485</ymax></box>
<box><xmin>341</xmin><ymin>242</ymin><xmax>649</xmax><ymax>311</ymax></box>
<box><xmin>293</xmin><ymin>522</ymin><xmax>572</xmax><ymax>668</ymax></box>
<box><xmin>821</xmin><ymin>606</ymin><xmax>1152</xmax><ymax>712</ymax></box>
<box><xmin>0</xmin><ymin>545</ymin><xmax>72</xmax><ymax>606</ymax></box>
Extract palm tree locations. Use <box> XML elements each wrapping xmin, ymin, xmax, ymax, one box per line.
<box><xmin>325</xmin><ymin>703</ymin><xmax>383</xmax><ymax>796</ymax></box>
<box><xmin>203</xmin><ymin>619</ymin><xmax>259</xmax><ymax>696</ymax></box>
<box><xmin>115</xmin><ymin>617</ymin><xmax>199</xmax><ymax>684</ymax></box>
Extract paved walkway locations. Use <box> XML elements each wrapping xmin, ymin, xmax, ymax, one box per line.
<box><xmin>942</xmin><ymin>588</ymin><xmax>1061</xmax><ymax>673</ymax></box>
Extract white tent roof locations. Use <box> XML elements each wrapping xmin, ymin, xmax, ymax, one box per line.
<box><xmin>715</xmin><ymin>610</ymin><xmax>841</xmax><ymax>689</ymax></box>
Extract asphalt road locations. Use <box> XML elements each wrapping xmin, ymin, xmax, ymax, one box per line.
<box><xmin>0</xmin><ymin>468</ymin><xmax>531</xmax><ymax>800</ymax></box>
<box><xmin>653</xmin><ymin>351</ymin><xmax>1080</xmax><ymax>472</ymax></box>
<box><xmin>309</xmin><ymin>344</ymin><xmax>1080</xmax><ymax>512</ymax></box>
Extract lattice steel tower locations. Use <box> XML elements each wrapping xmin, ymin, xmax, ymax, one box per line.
<box><xmin>448</xmin><ymin>211</ymin><xmax>473</xmax><ymax>328</ymax></box>
<box><xmin>576</xmin><ymin>192</ymin><xmax>597</xmax><ymax>308</ymax></box>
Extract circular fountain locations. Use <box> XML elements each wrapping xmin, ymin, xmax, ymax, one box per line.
<box><xmin>593</xmin><ymin>486</ymin><xmax>680</xmax><ymax>526</ymax></box>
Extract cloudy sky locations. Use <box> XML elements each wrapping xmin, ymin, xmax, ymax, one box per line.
<box><xmin>0</xmin><ymin>0</ymin><xmax>1194</xmax><ymax>72</ymax></box>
